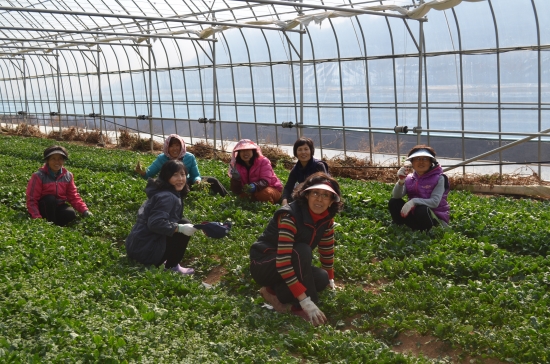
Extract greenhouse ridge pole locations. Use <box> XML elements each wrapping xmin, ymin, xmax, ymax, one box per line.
<box><xmin>242</xmin><ymin>0</ymin><xmax>410</xmax><ymax>20</ymax></box>
<box><xmin>0</xmin><ymin>6</ymin><xmax>303</xmax><ymax>33</ymax></box>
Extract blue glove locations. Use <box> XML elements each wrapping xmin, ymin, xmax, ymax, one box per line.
<box><xmin>244</xmin><ymin>183</ymin><xmax>256</xmax><ymax>193</ymax></box>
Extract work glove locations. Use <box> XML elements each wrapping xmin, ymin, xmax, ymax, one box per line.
<box><xmin>135</xmin><ymin>161</ymin><xmax>145</xmax><ymax>176</ymax></box>
<box><xmin>82</xmin><ymin>210</ymin><xmax>93</xmax><ymax>218</ymax></box>
<box><xmin>397</xmin><ymin>161</ymin><xmax>412</xmax><ymax>185</ymax></box>
<box><xmin>177</xmin><ymin>223</ymin><xmax>197</xmax><ymax>236</ymax></box>
<box><xmin>400</xmin><ymin>200</ymin><xmax>416</xmax><ymax>218</ymax></box>
<box><xmin>230</xmin><ymin>165</ymin><xmax>241</xmax><ymax>180</ymax></box>
<box><xmin>299</xmin><ymin>296</ymin><xmax>327</xmax><ymax>326</ymax></box>
<box><xmin>243</xmin><ymin>183</ymin><xmax>256</xmax><ymax>194</ymax></box>
<box><xmin>329</xmin><ymin>279</ymin><xmax>335</xmax><ymax>290</ymax></box>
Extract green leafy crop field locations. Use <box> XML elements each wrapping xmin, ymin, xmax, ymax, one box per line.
<box><xmin>0</xmin><ymin>134</ymin><xmax>549</xmax><ymax>363</ymax></box>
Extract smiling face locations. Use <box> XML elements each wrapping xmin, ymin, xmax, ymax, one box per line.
<box><xmin>411</xmin><ymin>157</ymin><xmax>432</xmax><ymax>176</ymax></box>
<box><xmin>306</xmin><ymin>188</ymin><xmax>334</xmax><ymax>215</ymax></box>
<box><xmin>168</xmin><ymin>169</ymin><xmax>187</xmax><ymax>191</ymax></box>
<box><xmin>47</xmin><ymin>154</ymin><xmax>65</xmax><ymax>173</ymax></box>
<box><xmin>296</xmin><ymin>144</ymin><xmax>311</xmax><ymax>166</ymax></box>
<box><xmin>168</xmin><ymin>139</ymin><xmax>182</xmax><ymax>159</ymax></box>
<box><xmin>238</xmin><ymin>149</ymin><xmax>254</xmax><ymax>165</ymax></box>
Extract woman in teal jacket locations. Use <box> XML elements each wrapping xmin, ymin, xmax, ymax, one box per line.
<box><xmin>135</xmin><ymin>134</ymin><xmax>227</xmax><ymax>197</ymax></box>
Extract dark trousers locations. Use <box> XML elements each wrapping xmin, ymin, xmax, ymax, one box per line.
<box><xmin>204</xmin><ymin>176</ymin><xmax>228</xmax><ymax>197</ymax></box>
<box><xmin>388</xmin><ymin>198</ymin><xmax>439</xmax><ymax>232</ymax></box>
<box><xmin>250</xmin><ymin>243</ymin><xmax>329</xmax><ymax>304</ymax></box>
<box><xmin>158</xmin><ymin>218</ymin><xmax>191</xmax><ymax>268</ymax></box>
<box><xmin>39</xmin><ymin>195</ymin><xmax>77</xmax><ymax>227</ymax></box>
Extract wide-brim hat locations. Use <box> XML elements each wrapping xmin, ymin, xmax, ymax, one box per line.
<box><xmin>406</xmin><ymin>149</ymin><xmax>435</xmax><ymax>161</ymax></box>
<box><xmin>303</xmin><ymin>183</ymin><xmax>341</xmax><ymax>202</ymax></box>
<box><xmin>193</xmin><ymin>221</ymin><xmax>232</xmax><ymax>239</ymax></box>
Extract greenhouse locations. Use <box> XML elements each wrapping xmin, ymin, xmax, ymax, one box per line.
<box><xmin>1</xmin><ymin>0</ymin><xmax>548</xmax><ymax>178</ymax></box>
<box><xmin>1</xmin><ymin>0</ymin><xmax>549</xmax><ymax>362</ymax></box>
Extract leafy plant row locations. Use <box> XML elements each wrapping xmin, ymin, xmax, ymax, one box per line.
<box><xmin>0</xmin><ymin>134</ymin><xmax>549</xmax><ymax>363</ymax></box>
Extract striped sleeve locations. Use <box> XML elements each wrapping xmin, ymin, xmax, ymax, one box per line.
<box><xmin>275</xmin><ymin>213</ymin><xmax>307</xmax><ymax>298</ymax></box>
<box><xmin>318</xmin><ymin>219</ymin><xmax>335</xmax><ymax>280</ymax></box>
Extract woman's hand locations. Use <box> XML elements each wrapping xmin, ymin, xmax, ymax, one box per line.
<box><xmin>400</xmin><ymin>200</ymin><xmax>415</xmax><ymax>217</ymax></box>
<box><xmin>135</xmin><ymin>161</ymin><xmax>146</xmax><ymax>176</ymax></box>
<box><xmin>397</xmin><ymin>161</ymin><xmax>412</xmax><ymax>185</ymax></box>
<box><xmin>281</xmin><ymin>199</ymin><xmax>288</xmax><ymax>206</ymax></box>
<box><xmin>299</xmin><ymin>297</ymin><xmax>327</xmax><ymax>326</ymax></box>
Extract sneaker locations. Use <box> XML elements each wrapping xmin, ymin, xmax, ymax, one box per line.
<box><xmin>170</xmin><ymin>264</ymin><xmax>194</xmax><ymax>275</ymax></box>
<box><xmin>259</xmin><ymin>287</ymin><xmax>291</xmax><ymax>313</ymax></box>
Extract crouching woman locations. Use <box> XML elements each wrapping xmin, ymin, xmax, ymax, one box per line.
<box><xmin>126</xmin><ymin>160</ymin><xmax>198</xmax><ymax>275</ymax></box>
<box><xmin>249</xmin><ymin>172</ymin><xmax>344</xmax><ymax>325</ymax></box>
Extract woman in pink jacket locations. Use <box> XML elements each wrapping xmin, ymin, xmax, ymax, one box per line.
<box><xmin>26</xmin><ymin>145</ymin><xmax>92</xmax><ymax>226</ymax></box>
<box><xmin>228</xmin><ymin>139</ymin><xmax>283</xmax><ymax>204</ymax></box>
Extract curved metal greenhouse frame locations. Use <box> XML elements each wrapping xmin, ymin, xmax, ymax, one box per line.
<box><xmin>0</xmin><ymin>0</ymin><xmax>548</xmax><ymax>179</ymax></box>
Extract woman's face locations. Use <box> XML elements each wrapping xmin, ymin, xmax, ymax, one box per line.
<box><xmin>239</xmin><ymin>149</ymin><xmax>254</xmax><ymax>165</ymax></box>
<box><xmin>168</xmin><ymin>169</ymin><xmax>187</xmax><ymax>191</ymax></box>
<box><xmin>168</xmin><ymin>140</ymin><xmax>182</xmax><ymax>159</ymax></box>
<box><xmin>47</xmin><ymin>154</ymin><xmax>65</xmax><ymax>173</ymax></box>
<box><xmin>411</xmin><ymin>156</ymin><xmax>431</xmax><ymax>176</ymax></box>
<box><xmin>296</xmin><ymin>144</ymin><xmax>311</xmax><ymax>165</ymax></box>
<box><xmin>306</xmin><ymin>188</ymin><xmax>334</xmax><ymax>215</ymax></box>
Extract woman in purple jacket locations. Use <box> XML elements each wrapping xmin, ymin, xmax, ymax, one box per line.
<box><xmin>228</xmin><ymin>139</ymin><xmax>283</xmax><ymax>204</ymax></box>
<box><xmin>388</xmin><ymin>145</ymin><xmax>450</xmax><ymax>231</ymax></box>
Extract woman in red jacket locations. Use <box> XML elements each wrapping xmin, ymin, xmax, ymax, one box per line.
<box><xmin>26</xmin><ymin>145</ymin><xmax>91</xmax><ymax>226</ymax></box>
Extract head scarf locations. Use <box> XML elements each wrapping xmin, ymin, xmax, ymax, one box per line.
<box><xmin>163</xmin><ymin>134</ymin><xmax>186</xmax><ymax>160</ymax></box>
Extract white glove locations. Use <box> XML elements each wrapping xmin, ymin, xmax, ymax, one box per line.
<box><xmin>400</xmin><ymin>200</ymin><xmax>416</xmax><ymax>218</ymax></box>
<box><xmin>397</xmin><ymin>161</ymin><xmax>412</xmax><ymax>185</ymax></box>
<box><xmin>329</xmin><ymin>279</ymin><xmax>335</xmax><ymax>290</ymax></box>
<box><xmin>299</xmin><ymin>296</ymin><xmax>327</xmax><ymax>326</ymax></box>
<box><xmin>177</xmin><ymin>223</ymin><xmax>197</xmax><ymax>236</ymax></box>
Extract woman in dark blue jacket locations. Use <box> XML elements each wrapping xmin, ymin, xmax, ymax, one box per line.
<box><xmin>281</xmin><ymin>137</ymin><xmax>329</xmax><ymax>206</ymax></box>
<box><xmin>126</xmin><ymin>160</ymin><xmax>198</xmax><ymax>275</ymax></box>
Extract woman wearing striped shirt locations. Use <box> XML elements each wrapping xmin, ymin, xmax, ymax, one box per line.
<box><xmin>249</xmin><ymin>172</ymin><xmax>344</xmax><ymax>325</ymax></box>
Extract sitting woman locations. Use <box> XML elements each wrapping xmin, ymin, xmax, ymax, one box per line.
<box><xmin>26</xmin><ymin>145</ymin><xmax>92</xmax><ymax>226</ymax></box>
<box><xmin>282</xmin><ymin>137</ymin><xmax>329</xmax><ymax>206</ymax></box>
<box><xmin>126</xmin><ymin>160</ymin><xmax>198</xmax><ymax>275</ymax></box>
<box><xmin>249</xmin><ymin>172</ymin><xmax>344</xmax><ymax>326</ymax></box>
<box><xmin>135</xmin><ymin>134</ymin><xmax>227</xmax><ymax>197</ymax></box>
<box><xmin>228</xmin><ymin>139</ymin><xmax>283</xmax><ymax>204</ymax></box>
<box><xmin>388</xmin><ymin>145</ymin><xmax>450</xmax><ymax>231</ymax></box>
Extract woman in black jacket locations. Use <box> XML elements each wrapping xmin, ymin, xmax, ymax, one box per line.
<box><xmin>281</xmin><ymin>137</ymin><xmax>329</xmax><ymax>206</ymax></box>
<box><xmin>125</xmin><ymin>160</ymin><xmax>198</xmax><ymax>275</ymax></box>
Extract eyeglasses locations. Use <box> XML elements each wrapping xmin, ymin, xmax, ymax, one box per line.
<box><xmin>310</xmin><ymin>191</ymin><xmax>332</xmax><ymax>200</ymax></box>
<box><xmin>413</xmin><ymin>157</ymin><xmax>431</xmax><ymax>162</ymax></box>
